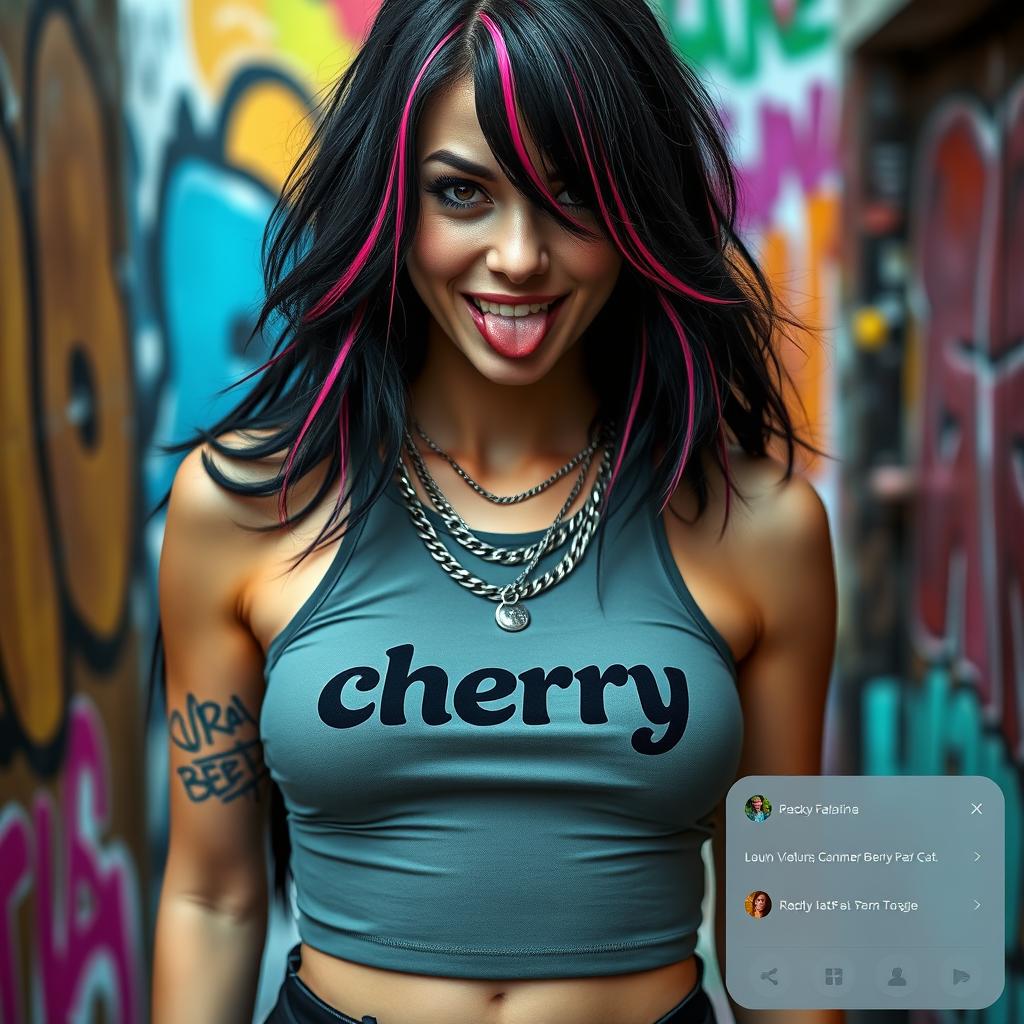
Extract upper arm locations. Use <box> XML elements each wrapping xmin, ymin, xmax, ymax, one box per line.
<box><xmin>730</xmin><ymin>470</ymin><xmax>837</xmax><ymax>772</ymax></box>
<box><xmin>158</xmin><ymin>444</ymin><xmax>272</xmax><ymax>915</ymax></box>
<box><xmin>711</xmin><ymin>467</ymin><xmax>838</xmax><ymax>967</ymax></box>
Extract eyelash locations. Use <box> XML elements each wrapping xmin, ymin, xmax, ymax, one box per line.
<box><xmin>424</xmin><ymin>174</ymin><xmax>589</xmax><ymax>212</ymax></box>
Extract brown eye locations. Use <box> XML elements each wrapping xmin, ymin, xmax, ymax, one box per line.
<box><xmin>425</xmin><ymin>175</ymin><xmax>488</xmax><ymax>210</ymax></box>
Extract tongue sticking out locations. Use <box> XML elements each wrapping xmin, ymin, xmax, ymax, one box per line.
<box><xmin>481</xmin><ymin>309</ymin><xmax>549</xmax><ymax>359</ymax></box>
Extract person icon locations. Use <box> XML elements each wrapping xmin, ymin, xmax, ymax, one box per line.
<box><xmin>887</xmin><ymin>967</ymin><xmax>907</xmax><ymax>987</ymax></box>
<box><xmin>745</xmin><ymin>794</ymin><xmax>771</xmax><ymax>822</ymax></box>
<box><xmin>745</xmin><ymin>890</ymin><xmax>772</xmax><ymax>918</ymax></box>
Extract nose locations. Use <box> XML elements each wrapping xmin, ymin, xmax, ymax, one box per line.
<box><xmin>484</xmin><ymin>204</ymin><xmax>550</xmax><ymax>282</ymax></box>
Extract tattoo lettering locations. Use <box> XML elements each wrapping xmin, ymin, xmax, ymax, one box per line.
<box><xmin>170</xmin><ymin>693</ymin><xmax>269</xmax><ymax>803</ymax></box>
<box><xmin>169</xmin><ymin>693</ymin><xmax>257</xmax><ymax>752</ymax></box>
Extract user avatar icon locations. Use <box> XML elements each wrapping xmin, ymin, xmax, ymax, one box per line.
<box><xmin>887</xmin><ymin>967</ymin><xmax>907</xmax><ymax>987</ymax></box>
<box><xmin>745</xmin><ymin>794</ymin><xmax>771</xmax><ymax>822</ymax></box>
<box><xmin>745</xmin><ymin>890</ymin><xmax>772</xmax><ymax>918</ymax></box>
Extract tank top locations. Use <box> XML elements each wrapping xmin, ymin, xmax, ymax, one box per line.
<box><xmin>260</xmin><ymin>449</ymin><xmax>743</xmax><ymax>979</ymax></box>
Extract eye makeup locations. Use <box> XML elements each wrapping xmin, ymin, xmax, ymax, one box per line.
<box><xmin>423</xmin><ymin>173</ymin><xmax>589</xmax><ymax>212</ymax></box>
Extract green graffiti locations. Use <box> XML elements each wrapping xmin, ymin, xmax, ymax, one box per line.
<box><xmin>658</xmin><ymin>0</ymin><xmax>833</xmax><ymax>81</ymax></box>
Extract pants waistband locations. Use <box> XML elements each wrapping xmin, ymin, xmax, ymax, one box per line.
<box><xmin>267</xmin><ymin>943</ymin><xmax>716</xmax><ymax>1024</ymax></box>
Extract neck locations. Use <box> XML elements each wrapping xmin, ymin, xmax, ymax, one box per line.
<box><xmin>408</xmin><ymin>333</ymin><xmax>601</xmax><ymax>474</ymax></box>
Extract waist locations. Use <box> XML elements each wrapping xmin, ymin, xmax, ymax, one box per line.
<box><xmin>296</xmin><ymin>943</ymin><xmax>702</xmax><ymax>1024</ymax></box>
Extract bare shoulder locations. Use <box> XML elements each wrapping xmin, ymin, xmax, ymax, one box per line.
<box><xmin>165</xmin><ymin>427</ymin><xmax>335</xmax><ymax>537</ymax></box>
<box><xmin>709</xmin><ymin>446</ymin><xmax>830</xmax><ymax>551</ymax></box>
<box><xmin>716</xmin><ymin>448</ymin><xmax>836</xmax><ymax>645</ymax></box>
<box><xmin>161</xmin><ymin>434</ymin><xmax>281</xmax><ymax>619</ymax></box>
<box><xmin>168</xmin><ymin>429</ymin><xmax>286</xmax><ymax>514</ymax></box>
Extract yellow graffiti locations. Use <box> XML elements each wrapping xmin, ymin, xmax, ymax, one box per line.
<box><xmin>189</xmin><ymin>0</ymin><xmax>273</xmax><ymax>95</ymax></box>
<box><xmin>33</xmin><ymin>15</ymin><xmax>133</xmax><ymax>639</ymax></box>
<box><xmin>189</xmin><ymin>0</ymin><xmax>360</xmax><ymax>99</ymax></box>
<box><xmin>225</xmin><ymin>79</ymin><xmax>313</xmax><ymax>189</ymax></box>
<box><xmin>268</xmin><ymin>0</ymin><xmax>360</xmax><ymax>89</ymax></box>
<box><xmin>0</xmin><ymin>115</ymin><xmax>64</xmax><ymax>747</ymax></box>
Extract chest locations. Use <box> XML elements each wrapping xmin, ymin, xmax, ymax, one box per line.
<box><xmin>247</xmin><ymin>501</ymin><xmax>754</xmax><ymax>673</ymax></box>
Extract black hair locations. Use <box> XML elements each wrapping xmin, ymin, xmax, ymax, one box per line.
<box><xmin>147</xmin><ymin>0</ymin><xmax>831</xmax><ymax>908</ymax></box>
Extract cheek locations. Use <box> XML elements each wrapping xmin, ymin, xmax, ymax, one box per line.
<box><xmin>566</xmin><ymin>237</ymin><xmax>622</xmax><ymax>291</ymax></box>
<box><xmin>409</xmin><ymin>214</ymin><xmax>473</xmax><ymax>286</ymax></box>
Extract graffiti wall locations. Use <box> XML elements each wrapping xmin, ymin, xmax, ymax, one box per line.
<box><xmin>851</xmin><ymin>6</ymin><xmax>1024</xmax><ymax>1022</ymax></box>
<box><xmin>863</xmin><ymin>84</ymin><xmax>1024</xmax><ymax>1024</ymax></box>
<box><xmin>120</xmin><ymin>0</ymin><xmax>382</xmax><ymax>1017</ymax></box>
<box><xmin>660</xmin><ymin>0</ymin><xmax>841</xmax><ymax>491</ymax></box>
<box><xmin>655</xmin><ymin>2</ymin><xmax>841</xmax><ymax>1019</ymax></box>
<box><xmin>0</xmin><ymin>1</ymin><xmax>146</xmax><ymax>1021</ymax></box>
<box><xmin>3</xmin><ymin>0</ymin><xmax>844</xmax><ymax>1020</ymax></box>
<box><xmin>121</xmin><ymin>0</ymin><xmax>377</xmax><ymax>514</ymax></box>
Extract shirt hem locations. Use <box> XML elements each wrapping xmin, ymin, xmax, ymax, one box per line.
<box><xmin>297</xmin><ymin>915</ymin><xmax>699</xmax><ymax>979</ymax></box>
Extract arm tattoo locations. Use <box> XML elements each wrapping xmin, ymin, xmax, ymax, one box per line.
<box><xmin>169</xmin><ymin>693</ymin><xmax>270</xmax><ymax>803</ymax></box>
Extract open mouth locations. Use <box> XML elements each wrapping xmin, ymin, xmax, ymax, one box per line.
<box><xmin>462</xmin><ymin>294</ymin><xmax>568</xmax><ymax>360</ymax></box>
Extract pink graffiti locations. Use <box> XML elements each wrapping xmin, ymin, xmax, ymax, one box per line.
<box><xmin>0</xmin><ymin>808</ymin><xmax>30</xmax><ymax>1024</ymax></box>
<box><xmin>735</xmin><ymin>80</ymin><xmax>838</xmax><ymax>228</ymax></box>
<box><xmin>329</xmin><ymin>0</ymin><xmax>383</xmax><ymax>42</ymax></box>
<box><xmin>771</xmin><ymin>0</ymin><xmax>797</xmax><ymax>28</ymax></box>
<box><xmin>0</xmin><ymin>697</ymin><xmax>143</xmax><ymax>1023</ymax></box>
<box><xmin>911</xmin><ymin>85</ymin><xmax>1024</xmax><ymax>757</ymax></box>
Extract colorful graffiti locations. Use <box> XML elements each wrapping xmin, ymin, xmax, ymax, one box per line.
<box><xmin>859</xmin><ymin>76</ymin><xmax>1024</xmax><ymax>1024</ymax></box>
<box><xmin>122</xmin><ymin>1</ymin><xmax>377</xmax><ymax>1016</ymax></box>
<box><xmin>0</xmin><ymin>2</ymin><xmax>146</xmax><ymax>1020</ymax></box>
<box><xmin>907</xmin><ymin>89</ymin><xmax>1024</xmax><ymax>759</ymax></box>
<box><xmin>187</xmin><ymin>0</ymin><xmax>378</xmax><ymax>98</ymax></box>
<box><xmin>662</xmin><ymin>0</ymin><xmax>832</xmax><ymax>82</ymax></box>
<box><xmin>662</xmin><ymin>0</ymin><xmax>839</xmax><ymax>481</ymax></box>
<box><xmin>0</xmin><ymin>700</ymin><xmax>144</xmax><ymax>1024</ymax></box>
<box><xmin>122</xmin><ymin>0</ymin><xmax>349</xmax><ymax>505</ymax></box>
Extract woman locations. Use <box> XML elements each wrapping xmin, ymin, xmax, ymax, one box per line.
<box><xmin>749</xmin><ymin>892</ymin><xmax>771</xmax><ymax>920</ymax></box>
<box><xmin>150</xmin><ymin>2</ymin><xmax>840</xmax><ymax>1023</ymax></box>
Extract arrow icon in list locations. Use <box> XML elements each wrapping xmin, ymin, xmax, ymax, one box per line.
<box><xmin>973</xmin><ymin>899</ymin><xmax>982</xmax><ymax>910</ymax></box>
<box><xmin>973</xmin><ymin>851</ymin><xmax>981</xmax><ymax>861</ymax></box>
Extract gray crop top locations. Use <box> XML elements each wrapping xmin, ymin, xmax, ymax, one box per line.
<box><xmin>259</xmin><ymin>450</ymin><xmax>743</xmax><ymax>978</ymax></box>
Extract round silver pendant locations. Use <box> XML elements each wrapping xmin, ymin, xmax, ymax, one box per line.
<box><xmin>495</xmin><ymin>600</ymin><xmax>530</xmax><ymax>632</ymax></box>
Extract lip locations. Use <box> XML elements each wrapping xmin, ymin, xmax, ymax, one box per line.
<box><xmin>463</xmin><ymin>293</ymin><xmax>568</xmax><ymax>360</ymax></box>
<box><xmin>463</xmin><ymin>291</ymin><xmax>566</xmax><ymax>306</ymax></box>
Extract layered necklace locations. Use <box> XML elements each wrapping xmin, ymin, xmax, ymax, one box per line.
<box><xmin>394</xmin><ymin>419</ymin><xmax>615</xmax><ymax>632</ymax></box>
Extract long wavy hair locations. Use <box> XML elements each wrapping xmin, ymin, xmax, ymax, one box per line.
<box><xmin>148</xmin><ymin>0</ymin><xmax>828</xmax><ymax>907</ymax></box>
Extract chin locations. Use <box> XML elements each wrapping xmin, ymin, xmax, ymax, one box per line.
<box><xmin>461</xmin><ymin>340</ymin><xmax>567</xmax><ymax>387</ymax></box>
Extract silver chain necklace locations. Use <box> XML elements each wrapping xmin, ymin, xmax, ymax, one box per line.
<box><xmin>412</xmin><ymin>419</ymin><xmax>600</xmax><ymax>504</ymax></box>
<box><xmin>401</xmin><ymin>427</ymin><xmax>596</xmax><ymax>565</ymax></box>
<box><xmin>394</xmin><ymin>427</ymin><xmax>614</xmax><ymax>632</ymax></box>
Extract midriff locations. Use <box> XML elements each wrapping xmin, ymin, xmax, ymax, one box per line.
<box><xmin>296</xmin><ymin>944</ymin><xmax>700</xmax><ymax>1024</ymax></box>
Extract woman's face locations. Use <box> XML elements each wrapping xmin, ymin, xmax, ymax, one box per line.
<box><xmin>405</xmin><ymin>75</ymin><xmax>622</xmax><ymax>386</ymax></box>
<box><xmin>752</xmin><ymin>797</ymin><xmax>763</xmax><ymax>811</ymax></box>
<box><xmin>754</xmin><ymin>894</ymin><xmax>767</xmax><ymax>912</ymax></box>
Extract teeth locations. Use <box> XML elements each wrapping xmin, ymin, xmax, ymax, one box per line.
<box><xmin>471</xmin><ymin>297</ymin><xmax>556</xmax><ymax>317</ymax></box>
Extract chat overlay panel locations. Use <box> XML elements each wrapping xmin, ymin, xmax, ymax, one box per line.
<box><xmin>725</xmin><ymin>776</ymin><xmax>1005</xmax><ymax>1010</ymax></box>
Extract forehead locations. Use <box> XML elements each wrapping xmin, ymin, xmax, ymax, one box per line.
<box><xmin>418</xmin><ymin>77</ymin><xmax>479</xmax><ymax>150</ymax></box>
<box><xmin>417</xmin><ymin>74</ymin><xmax>549</xmax><ymax>173</ymax></box>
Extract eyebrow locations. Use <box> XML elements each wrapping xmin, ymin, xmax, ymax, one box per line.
<box><xmin>423</xmin><ymin>148</ymin><xmax>559</xmax><ymax>183</ymax></box>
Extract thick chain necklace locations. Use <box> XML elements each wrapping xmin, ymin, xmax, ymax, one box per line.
<box><xmin>401</xmin><ymin>427</ymin><xmax>597</xmax><ymax>564</ymax></box>
<box><xmin>394</xmin><ymin>425</ymin><xmax>615</xmax><ymax>632</ymax></box>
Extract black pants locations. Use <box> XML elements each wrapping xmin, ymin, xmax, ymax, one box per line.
<box><xmin>263</xmin><ymin>943</ymin><xmax>718</xmax><ymax>1024</ymax></box>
